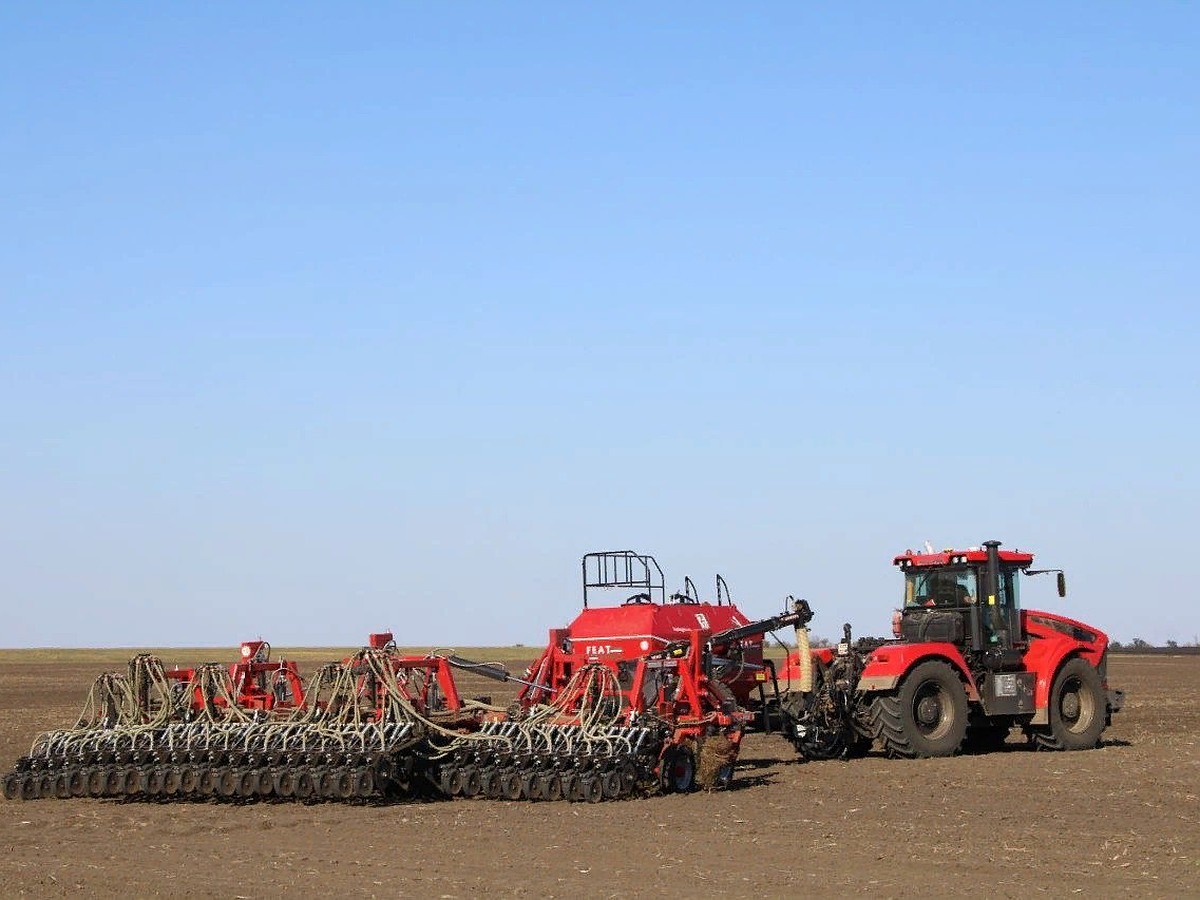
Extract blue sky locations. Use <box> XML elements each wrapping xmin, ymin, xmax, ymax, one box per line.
<box><xmin>2</xmin><ymin>5</ymin><xmax>1196</xmax><ymax>647</ymax></box>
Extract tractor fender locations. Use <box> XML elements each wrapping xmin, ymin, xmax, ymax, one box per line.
<box><xmin>1021</xmin><ymin>641</ymin><xmax>1095</xmax><ymax>724</ymax></box>
<box><xmin>856</xmin><ymin>643</ymin><xmax>979</xmax><ymax>700</ymax></box>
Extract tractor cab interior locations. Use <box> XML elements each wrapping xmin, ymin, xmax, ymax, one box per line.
<box><xmin>905</xmin><ymin>569</ymin><xmax>977</xmax><ymax>608</ymax></box>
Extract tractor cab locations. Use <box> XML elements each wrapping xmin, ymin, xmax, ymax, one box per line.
<box><xmin>894</xmin><ymin>541</ymin><xmax>1057</xmax><ymax>671</ymax></box>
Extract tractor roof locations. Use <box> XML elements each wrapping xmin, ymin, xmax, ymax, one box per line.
<box><xmin>893</xmin><ymin>547</ymin><xmax>1034</xmax><ymax>568</ymax></box>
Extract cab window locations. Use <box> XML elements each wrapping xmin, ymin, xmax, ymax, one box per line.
<box><xmin>905</xmin><ymin>568</ymin><xmax>978</xmax><ymax>608</ymax></box>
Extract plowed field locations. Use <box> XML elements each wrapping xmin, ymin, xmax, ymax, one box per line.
<box><xmin>1</xmin><ymin>652</ymin><xmax>1196</xmax><ymax>897</ymax></box>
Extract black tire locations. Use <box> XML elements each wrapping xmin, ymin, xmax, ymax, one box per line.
<box><xmin>601</xmin><ymin>770</ymin><xmax>624</xmax><ymax>799</ymax></box>
<box><xmin>179</xmin><ymin>767</ymin><xmax>199</xmax><ymax>794</ymax></box>
<box><xmin>215</xmin><ymin>768</ymin><xmax>236</xmax><ymax>798</ymax></box>
<box><xmin>119</xmin><ymin>767</ymin><xmax>139</xmax><ymax>795</ymax></box>
<box><xmin>1036</xmin><ymin>657</ymin><xmax>1106</xmax><ymax>751</ymax></box>
<box><xmin>520</xmin><ymin>772</ymin><xmax>540</xmax><ymax>801</ymax></box>
<box><xmin>499</xmin><ymin>771</ymin><xmax>523</xmax><ymax>801</ymax></box>
<box><xmin>294</xmin><ymin>770</ymin><xmax>315</xmax><ymax>799</ymax></box>
<box><xmin>580</xmin><ymin>776</ymin><xmax>603</xmax><ymax>803</ymax></box>
<box><xmin>334</xmin><ymin>770</ymin><xmax>355</xmax><ymax>800</ymax></box>
<box><xmin>68</xmin><ymin>769</ymin><xmax>87</xmax><ymax>797</ymax></box>
<box><xmin>462</xmin><ymin>767</ymin><xmax>483</xmax><ymax>798</ymax></box>
<box><xmin>354</xmin><ymin>769</ymin><xmax>374</xmax><ymax>798</ymax></box>
<box><xmin>659</xmin><ymin>747</ymin><xmax>696</xmax><ymax>793</ymax></box>
<box><xmin>479</xmin><ymin>768</ymin><xmax>501</xmax><ymax>799</ymax></box>
<box><xmin>870</xmin><ymin>661</ymin><xmax>968</xmax><ymax>758</ymax></box>
<box><xmin>198</xmin><ymin>769</ymin><xmax>217</xmax><ymax>795</ymax></box>
<box><xmin>275</xmin><ymin>770</ymin><xmax>296</xmax><ymax>798</ymax></box>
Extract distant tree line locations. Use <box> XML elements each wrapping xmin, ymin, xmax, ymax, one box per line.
<box><xmin>1109</xmin><ymin>637</ymin><xmax>1200</xmax><ymax>655</ymax></box>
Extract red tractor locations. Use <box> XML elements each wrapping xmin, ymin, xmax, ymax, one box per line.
<box><xmin>780</xmin><ymin>540</ymin><xmax>1123</xmax><ymax>758</ymax></box>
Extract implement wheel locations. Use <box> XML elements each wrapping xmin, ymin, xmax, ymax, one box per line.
<box><xmin>3</xmin><ymin>774</ymin><xmax>20</xmax><ymax>801</ymax></box>
<box><xmin>538</xmin><ymin>773</ymin><xmax>563</xmax><ymax>802</ymax></box>
<box><xmin>659</xmin><ymin>747</ymin><xmax>696</xmax><ymax>794</ymax></box>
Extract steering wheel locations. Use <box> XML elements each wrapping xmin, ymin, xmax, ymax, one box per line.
<box><xmin>623</xmin><ymin>593</ymin><xmax>654</xmax><ymax>605</ymax></box>
<box><xmin>669</xmin><ymin>592</ymin><xmax>698</xmax><ymax>605</ymax></box>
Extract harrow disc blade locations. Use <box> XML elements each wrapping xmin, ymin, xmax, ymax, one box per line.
<box><xmin>237</xmin><ymin>770</ymin><xmax>259</xmax><ymax>797</ymax></box>
<box><xmin>500</xmin><ymin>772</ymin><xmax>522</xmax><ymax>801</ymax></box>
<box><xmin>294</xmin><ymin>770</ymin><xmax>315</xmax><ymax>799</ymax></box>
<box><xmin>601</xmin><ymin>771</ymin><xmax>624</xmax><ymax>800</ymax></box>
<box><xmin>334</xmin><ymin>770</ymin><xmax>355</xmax><ymax>800</ymax></box>
<box><xmin>351</xmin><ymin>768</ymin><xmax>372</xmax><ymax>798</ymax></box>
<box><xmin>198</xmin><ymin>769</ymin><xmax>216</xmax><ymax>795</ymax></box>
<box><xmin>179</xmin><ymin>767</ymin><xmax>199</xmax><ymax>794</ymax></box>
<box><xmin>275</xmin><ymin>770</ymin><xmax>296</xmax><ymax>798</ymax></box>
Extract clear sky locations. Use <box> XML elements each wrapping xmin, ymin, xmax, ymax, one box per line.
<box><xmin>2</xmin><ymin>5</ymin><xmax>1196</xmax><ymax>648</ymax></box>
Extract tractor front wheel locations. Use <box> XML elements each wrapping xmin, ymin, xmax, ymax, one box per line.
<box><xmin>1034</xmin><ymin>657</ymin><xmax>1106</xmax><ymax>751</ymax></box>
<box><xmin>870</xmin><ymin>660</ymin><xmax>968</xmax><ymax>758</ymax></box>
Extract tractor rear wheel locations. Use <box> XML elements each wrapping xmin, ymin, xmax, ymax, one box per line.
<box><xmin>870</xmin><ymin>661</ymin><xmax>968</xmax><ymax>758</ymax></box>
<box><xmin>1033</xmin><ymin>657</ymin><xmax>1106</xmax><ymax>751</ymax></box>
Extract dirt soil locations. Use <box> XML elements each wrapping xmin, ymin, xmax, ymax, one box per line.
<box><xmin>1</xmin><ymin>653</ymin><xmax>1196</xmax><ymax>898</ymax></box>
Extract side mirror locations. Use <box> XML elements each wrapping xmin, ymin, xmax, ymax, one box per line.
<box><xmin>1057</xmin><ymin>572</ymin><xmax>1067</xmax><ymax>597</ymax></box>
